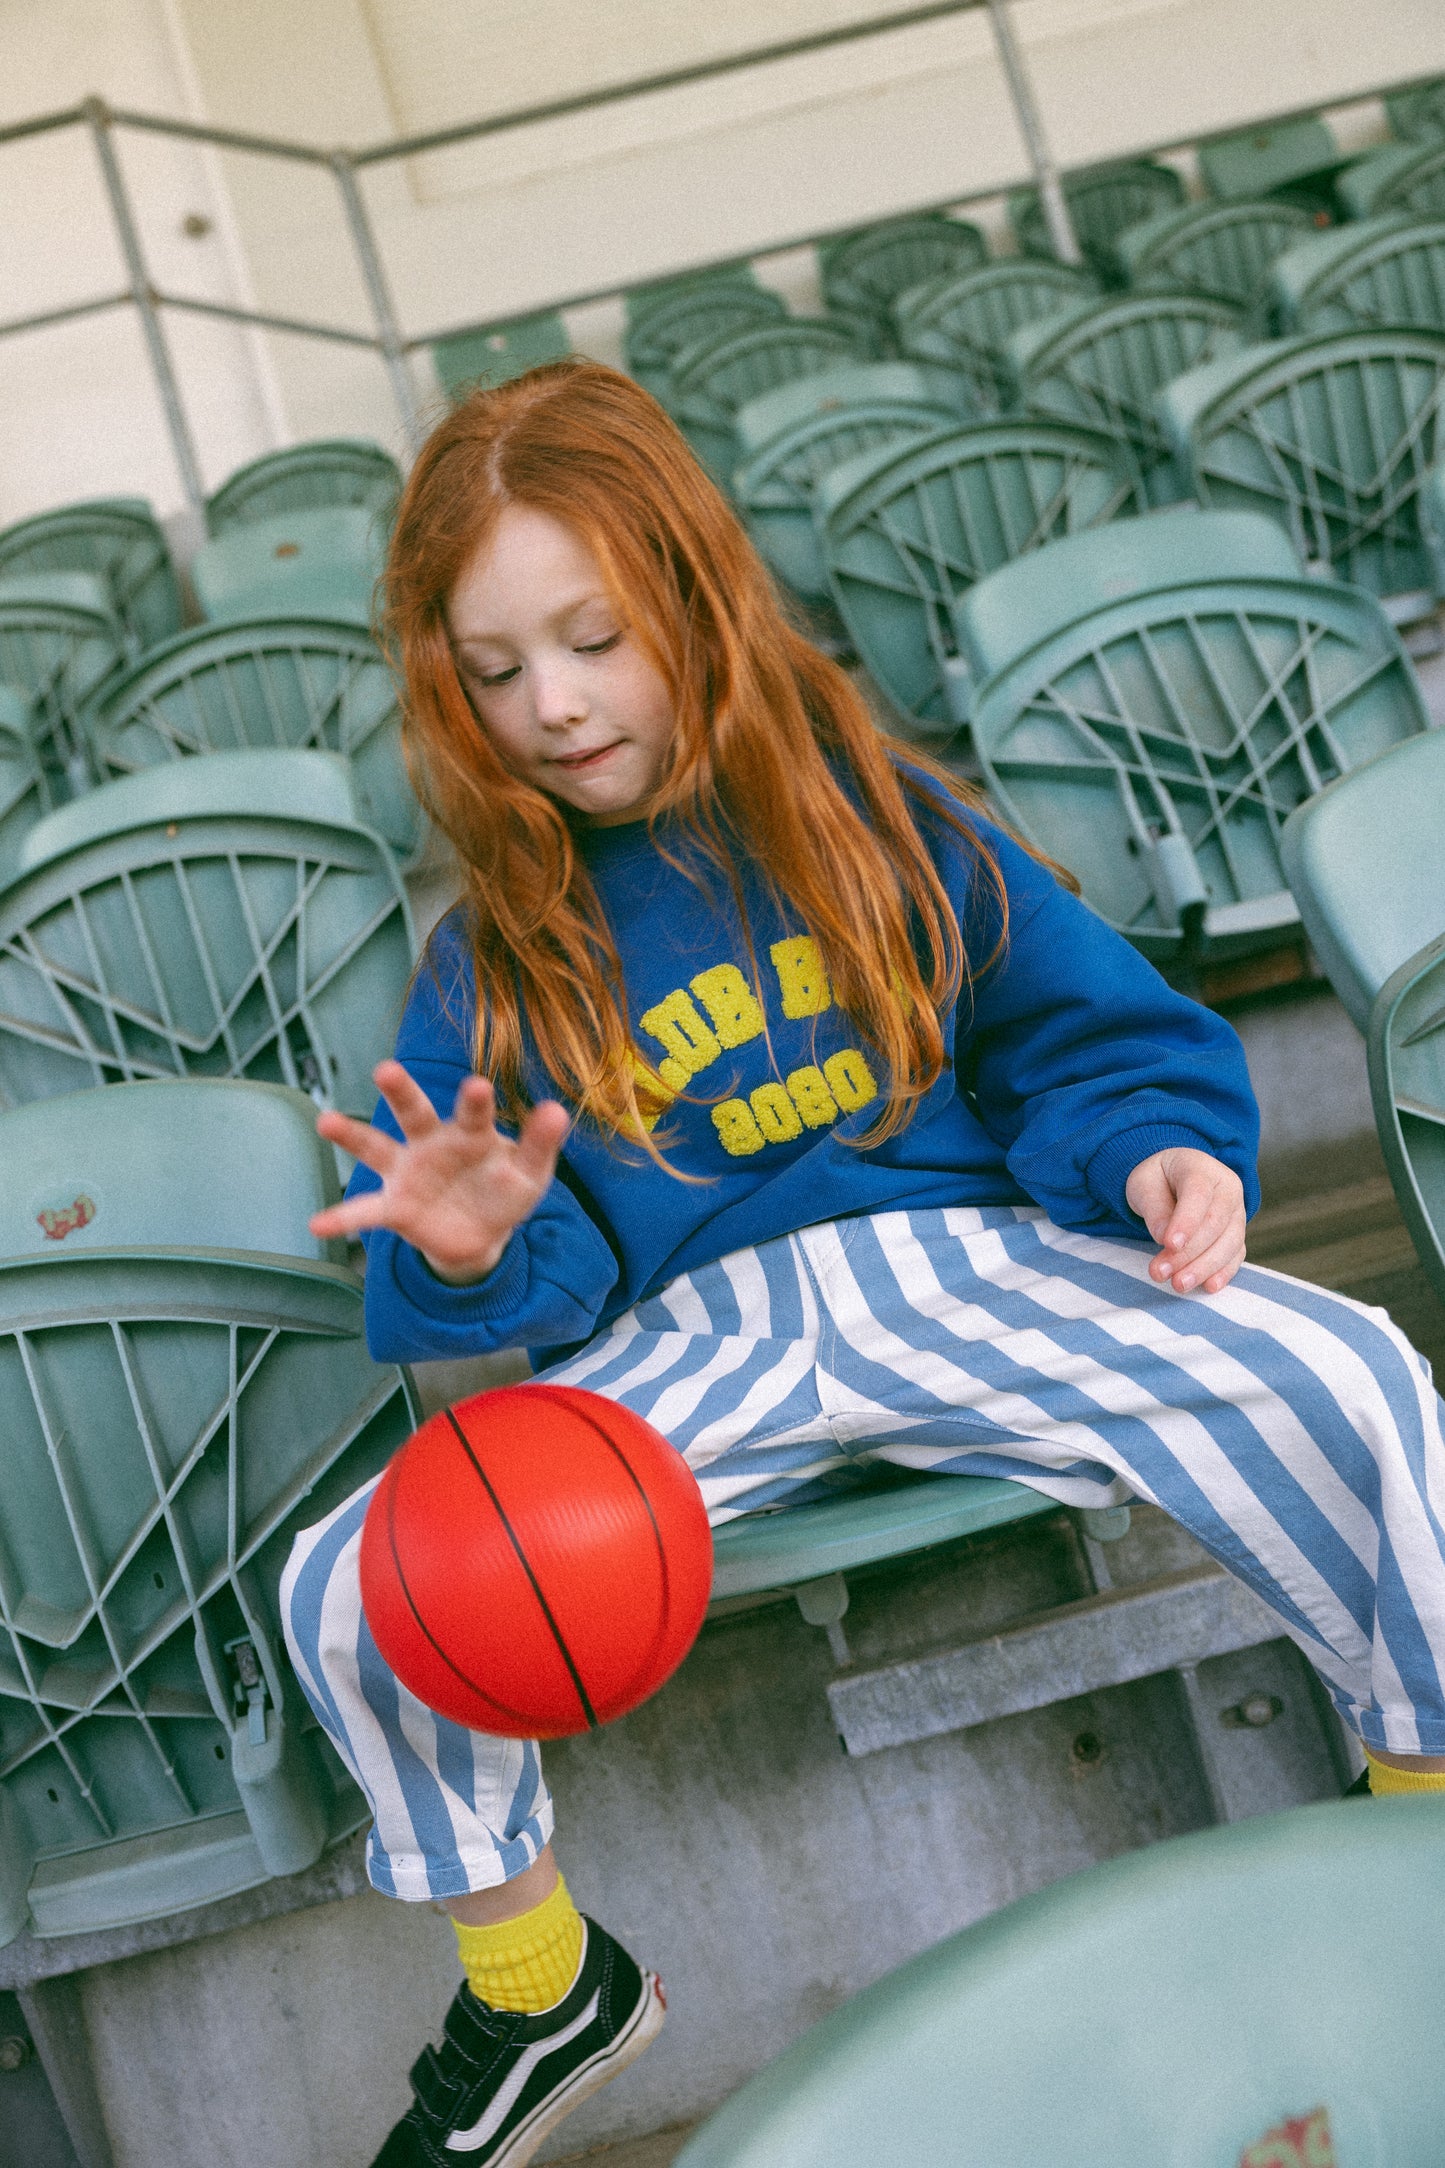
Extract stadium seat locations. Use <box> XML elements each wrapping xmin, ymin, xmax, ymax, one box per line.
<box><xmin>624</xmin><ymin>283</ymin><xmax>786</xmax><ymax>403</ymax></box>
<box><xmin>732</xmin><ymin>364</ymin><xmax>967</xmax><ymax>603</ymax></box>
<box><xmin>431</xmin><ymin>310</ymin><xmax>570</xmax><ymax>401</ymax></box>
<box><xmin>1268</xmin><ymin>215</ymin><xmax>1445</xmax><ymax>336</ymax></box>
<box><xmin>1161</xmin><ymin>328</ymin><xmax>1445</xmax><ymax>616</ymax></box>
<box><xmin>819</xmin><ymin>214</ymin><xmax>987</xmax><ymax>329</ymax></box>
<box><xmin>0</xmin><ymin>1076</ymin><xmax>417</xmax><ymax>1945</ymax></box>
<box><xmin>893</xmin><ymin>260</ymin><xmax>1099</xmax><ymax>411</ymax></box>
<box><xmin>1386</xmin><ymin>78</ymin><xmax>1445</xmax><ymax>146</ymax></box>
<box><xmin>1114</xmin><ymin>199</ymin><xmax>1314</xmax><ymax>314</ymax></box>
<box><xmin>1338</xmin><ymin>142</ymin><xmax>1445</xmax><ymax>224</ymax></box>
<box><xmin>1282</xmin><ymin>730</ymin><xmax>1445</xmax><ymax>1307</ymax></box>
<box><xmin>0</xmin><ymin>687</ymin><xmax>45</xmax><ymax>882</ymax></box>
<box><xmin>0</xmin><ymin>498</ymin><xmax>182</xmax><ymax>655</ymax></box>
<box><xmin>1198</xmin><ymin>114</ymin><xmax>1346</xmax><ymax>218</ymax></box>
<box><xmin>205</xmin><ymin>441</ymin><xmax>402</xmax><ymax>538</ymax></box>
<box><xmin>666</xmin><ymin>320</ymin><xmax>872</xmax><ymax>480</ymax></box>
<box><xmin>962</xmin><ymin>517</ymin><xmax>1430</xmax><ymax>972</ymax></box>
<box><xmin>80</xmin><ymin>617</ymin><xmax>422</xmax><ymax>865</ymax></box>
<box><xmin>191</xmin><ymin>506</ymin><xmax>387</xmax><ymax>628</ymax></box>
<box><xmin>624</xmin><ymin>262</ymin><xmax>760</xmax><ymax>330</ymax></box>
<box><xmin>0</xmin><ymin>579</ymin><xmax>125</xmax><ymax>791</ymax></box>
<box><xmin>1008</xmin><ymin>160</ymin><xmax>1186</xmax><ymax>277</ymax></box>
<box><xmin>674</xmin><ymin>1799</ymin><xmax>1445</xmax><ymax>2168</ymax></box>
<box><xmin>817</xmin><ymin>422</ymin><xmax>1141</xmax><ymax>734</ymax></box>
<box><xmin>0</xmin><ymin>748</ymin><xmax>414</xmax><ymax>1117</ymax></box>
<box><xmin>1005</xmin><ymin>293</ymin><xmax>1245</xmax><ymax>503</ymax></box>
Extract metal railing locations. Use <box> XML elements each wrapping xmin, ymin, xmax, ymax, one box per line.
<box><xmin>0</xmin><ymin>5</ymin><xmax>1434</xmax><ymax>513</ymax></box>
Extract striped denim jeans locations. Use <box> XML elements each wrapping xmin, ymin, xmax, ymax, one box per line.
<box><xmin>282</xmin><ymin>1206</ymin><xmax>1445</xmax><ymax>1900</ymax></box>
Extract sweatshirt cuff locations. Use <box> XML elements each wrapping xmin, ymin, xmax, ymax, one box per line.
<box><xmin>391</xmin><ymin>1230</ymin><xmax>530</xmax><ymax>1323</ymax></box>
<box><xmin>1086</xmin><ymin>1125</ymin><xmax>1217</xmax><ymax>1227</ymax></box>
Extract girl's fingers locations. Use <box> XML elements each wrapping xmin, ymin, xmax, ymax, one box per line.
<box><xmin>373</xmin><ymin>1059</ymin><xmax>442</xmax><ymax>1142</ymax></box>
<box><xmin>514</xmin><ymin>1100</ymin><xmax>570</xmax><ymax>1183</ymax></box>
<box><xmin>309</xmin><ymin>1191</ymin><xmax>390</xmax><ymax>1240</ymax></box>
<box><xmin>1154</xmin><ymin>1192</ymin><xmax>1237</xmax><ymax>1275</ymax></box>
<box><xmin>315</xmin><ymin>1108</ymin><xmax>402</xmax><ymax>1178</ymax></box>
<box><xmin>451</xmin><ymin>1075</ymin><xmax>499</xmax><ymax>1135</ymax></box>
<box><xmin>1167</xmin><ymin>1233</ymin><xmax>1246</xmax><ymax>1294</ymax></box>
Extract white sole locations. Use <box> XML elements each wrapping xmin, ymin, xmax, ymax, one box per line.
<box><xmin>484</xmin><ymin>1972</ymin><xmax>667</xmax><ymax>2168</ymax></box>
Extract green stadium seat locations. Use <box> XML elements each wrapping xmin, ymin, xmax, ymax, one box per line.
<box><xmin>431</xmin><ymin>310</ymin><xmax>571</xmax><ymax>401</ymax></box>
<box><xmin>191</xmin><ymin>506</ymin><xmax>387</xmax><ymax>629</ymax></box>
<box><xmin>1268</xmin><ymin>215</ymin><xmax>1445</xmax><ymax>336</ymax></box>
<box><xmin>1199</xmin><ymin>115</ymin><xmax>1346</xmax><ymax>218</ymax></box>
<box><xmin>1005</xmin><ymin>293</ymin><xmax>1245</xmax><ymax>503</ymax></box>
<box><xmin>624</xmin><ymin>284</ymin><xmax>786</xmax><ymax>404</ymax></box>
<box><xmin>732</xmin><ymin>365</ymin><xmax>968</xmax><ymax>603</ymax></box>
<box><xmin>1338</xmin><ymin>142</ymin><xmax>1445</xmax><ymax>224</ymax></box>
<box><xmin>206</xmin><ymin>441</ymin><xmax>402</xmax><ymax>539</ymax></box>
<box><xmin>893</xmin><ymin>260</ymin><xmax>1099</xmax><ymax>411</ymax></box>
<box><xmin>0</xmin><ymin>499</ymin><xmax>182</xmax><ymax>655</ymax></box>
<box><xmin>1114</xmin><ymin>199</ymin><xmax>1314</xmax><ymax>314</ymax></box>
<box><xmin>0</xmin><ymin>748</ymin><xmax>414</xmax><ymax>1118</ymax></box>
<box><xmin>817</xmin><ymin>422</ymin><xmax>1142</xmax><ymax>735</ymax></box>
<box><xmin>1282</xmin><ymin>730</ymin><xmax>1445</xmax><ymax>1307</ymax></box>
<box><xmin>667</xmin><ymin>321</ymin><xmax>872</xmax><ymax>481</ymax></box>
<box><xmin>80</xmin><ymin>618</ymin><xmax>422</xmax><ymax>866</ymax></box>
<box><xmin>0</xmin><ymin>1077</ymin><xmax>417</xmax><ymax>1944</ymax></box>
<box><xmin>0</xmin><ymin>582</ymin><xmax>125</xmax><ymax>792</ymax></box>
<box><xmin>1161</xmin><ymin>328</ymin><xmax>1445</xmax><ymax>615</ymax></box>
<box><xmin>624</xmin><ymin>263</ymin><xmax>760</xmax><ymax>331</ymax></box>
<box><xmin>674</xmin><ymin>1799</ymin><xmax>1445</xmax><ymax>2168</ymax></box>
<box><xmin>819</xmin><ymin>214</ymin><xmax>987</xmax><ymax>327</ymax></box>
<box><xmin>0</xmin><ymin>687</ymin><xmax>46</xmax><ymax>882</ymax></box>
<box><xmin>963</xmin><ymin>522</ymin><xmax>1429</xmax><ymax>972</ymax></box>
<box><xmin>1386</xmin><ymin>79</ymin><xmax>1445</xmax><ymax>146</ymax></box>
<box><xmin>1008</xmin><ymin>160</ymin><xmax>1186</xmax><ymax>277</ymax></box>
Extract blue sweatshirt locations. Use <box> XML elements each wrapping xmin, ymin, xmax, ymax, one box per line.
<box><xmin>355</xmin><ymin>785</ymin><xmax>1259</xmax><ymax>1367</ymax></box>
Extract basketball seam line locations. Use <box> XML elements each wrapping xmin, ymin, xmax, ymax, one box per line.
<box><xmin>444</xmin><ymin>1404</ymin><xmax>601</xmax><ymax>1732</ymax></box>
<box><xmin>549</xmin><ymin>1390</ymin><xmax>676</xmax><ymax>1687</ymax></box>
<box><xmin>383</xmin><ymin>1462</ymin><xmax>519</xmax><ymax>1722</ymax></box>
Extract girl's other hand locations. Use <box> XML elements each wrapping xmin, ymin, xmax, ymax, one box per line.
<box><xmin>309</xmin><ymin>1060</ymin><xmax>569</xmax><ymax>1286</ymax></box>
<box><xmin>1125</xmin><ymin>1146</ymin><xmax>1246</xmax><ymax>1296</ymax></box>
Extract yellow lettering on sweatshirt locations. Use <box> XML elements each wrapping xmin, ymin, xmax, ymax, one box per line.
<box><xmin>640</xmin><ymin>988</ymin><xmax>722</xmax><ymax>1093</ymax></box>
<box><xmin>750</xmin><ymin>1081</ymin><xmax>803</xmax><ymax>1143</ymax></box>
<box><xmin>770</xmin><ymin>936</ymin><xmax>832</xmax><ymax>1019</ymax></box>
<box><xmin>690</xmin><ymin>964</ymin><xmax>766</xmax><ymax>1048</ymax></box>
<box><xmin>823</xmin><ymin>1048</ymin><xmax>879</xmax><ymax>1113</ymax></box>
<box><xmin>787</xmin><ymin>1066</ymin><xmax>840</xmax><ymax>1128</ymax></box>
<box><xmin>712</xmin><ymin>1099</ymin><xmax>766</xmax><ymax>1156</ymax></box>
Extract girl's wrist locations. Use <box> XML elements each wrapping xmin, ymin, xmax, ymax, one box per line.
<box><xmin>422</xmin><ymin>1234</ymin><xmax>510</xmax><ymax>1287</ymax></box>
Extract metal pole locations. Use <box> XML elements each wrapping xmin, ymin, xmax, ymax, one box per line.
<box><xmin>984</xmin><ymin>0</ymin><xmax>1083</xmax><ymax>267</ymax></box>
<box><xmin>330</xmin><ymin>152</ymin><xmax>424</xmax><ymax>454</ymax></box>
<box><xmin>84</xmin><ymin>97</ymin><xmax>208</xmax><ymax>515</ymax></box>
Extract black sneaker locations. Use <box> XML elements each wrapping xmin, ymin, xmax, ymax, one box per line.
<box><xmin>370</xmin><ymin>1917</ymin><xmax>665</xmax><ymax>2166</ymax></box>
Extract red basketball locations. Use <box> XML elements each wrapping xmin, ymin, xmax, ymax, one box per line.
<box><xmin>358</xmin><ymin>1384</ymin><xmax>714</xmax><ymax>1737</ymax></box>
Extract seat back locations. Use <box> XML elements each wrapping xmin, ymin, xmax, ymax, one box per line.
<box><xmin>1338</xmin><ymin>142</ymin><xmax>1445</xmax><ymax>224</ymax></box>
<box><xmin>968</xmin><ymin>567</ymin><xmax>1428</xmax><ymax>968</ymax></box>
<box><xmin>191</xmin><ymin>506</ymin><xmax>388</xmax><ymax>628</ymax></box>
<box><xmin>205</xmin><ymin>440</ymin><xmax>402</xmax><ymax>537</ymax></box>
<box><xmin>1009</xmin><ymin>160</ymin><xmax>1185</xmax><ymax>274</ymax></box>
<box><xmin>820</xmin><ymin>215</ymin><xmax>986</xmax><ymax>321</ymax></box>
<box><xmin>675</xmin><ymin>1801</ymin><xmax>1445</xmax><ymax>2168</ymax></box>
<box><xmin>893</xmin><ymin>261</ymin><xmax>1100</xmax><ymax>410</ymax></box>
<box><xmin>624</xmin><ymin>262</ymin><xmax>760</xmax><ymax>331</ymax></box>
<box><xmin>1161</xmin><ymin>328</ymin><xmax>1445</xmax><ymax>608</ymax></box>
<box><xmin>431</xmin><ymin>310</ymin><xmax>571</xmax><ymax>401</ymax></box>
<box><xmin>624</xmin><ymin>285</ymin><xmax>785</xmax><ymax>401</ymax></box>
<box><xmin>668</xmin><ymin>322</ymin><xmax>871</xmax><ymax>479</ymax></box>
<box><xmin>1115</xmin><ymin>199</ymin><xmax>1313</xmax><ymax>312</ymax></box>
<box><xmin>0</xmin><ymin>686</ymin><xmax>47</xmax><ymax>883</ymax></box>
<box><xmin>1199</xmin><ymin>114</ymin><xmax>1341</xmax><ymax>201</ymax></box>
<box><xmin>1271</xmin><ymin>215</ymin><xmax>1445</xmax><ymax>336</ymax></box>
<box><xmin>1385</xmin><ymin>78</ymin><xmax>1445</xmax><ymax>146</ymax></box>
<box><xmin>0</xmin><ymin>591</ymin><xmax>125</xmax><ymax>784</ymax></box>
<box><xmin>0</xmin><ymin>747</ymin><xmax>413</xmax><ymax>1117</ymax></box>
<box><xmin>0</xmin><ymin>499</ymin><xmax>182</xmax><ymax>654</ymax></box>
<box><xmin>1369</xmin><ymin>927</ymin><xmax>1445</xmax><ymax>1309</ymax></box>
<box><xmin>82</xmin><ymin>617</ymin><xmax>421</xmax><ymax>865</ymax></box>
<box><xmin>817</xmin><ymin>422</ymin><xmax>1141</xmax><ymax>734</ymax></box>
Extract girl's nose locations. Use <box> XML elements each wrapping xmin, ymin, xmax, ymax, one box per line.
<box><xmin>531</xmin><ymin>659</ymin><xmax>587</xmax><ymax>729</ymax></box>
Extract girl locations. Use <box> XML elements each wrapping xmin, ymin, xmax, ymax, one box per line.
<box><xmin>282</xmin><ymin>361</ymin><xmax>1445</xmax><ymax>2168</ymax></box>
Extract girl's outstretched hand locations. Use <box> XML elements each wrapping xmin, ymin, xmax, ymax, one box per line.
<box><xmin>1125</xmin><ymin>1146</ymin><xmax>1247</xmax><ymax>1296</ymax></box>
<box><xmin>310</xmin><ymin>1060</ymin><xmax>570</xmax><ymax>1286</ymax></box>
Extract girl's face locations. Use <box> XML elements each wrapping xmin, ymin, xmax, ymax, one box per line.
<box><xmin>448</xmin><ymin>504</ymin><xmax>677</xmax><ymax>826</ymax></box>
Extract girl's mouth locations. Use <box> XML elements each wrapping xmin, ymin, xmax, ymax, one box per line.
<box><xmin>553</xmin><ymin>741</ymin><xmax>623</xmax><ymax>772</ymax></box>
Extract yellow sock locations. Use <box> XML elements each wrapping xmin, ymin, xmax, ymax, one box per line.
<box><xmin>1364</xmin><ymin>1749</ymin><xmax>1445</xmax><ymax>1796</ymax></box>
<box><xmin>452</xmin><ymin>1874</ymin><xmax>585</xmax><ymax>2013</ymax></box>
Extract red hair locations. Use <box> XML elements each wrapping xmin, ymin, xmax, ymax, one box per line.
<box><xmin>383</xmin><ymin>359</ymin><xmax>1010</xmax><ymax>1160</ymax></box>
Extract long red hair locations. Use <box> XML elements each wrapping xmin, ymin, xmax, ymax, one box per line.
<box><xmin>383</xmin><ymin>358</ymin><xmax>1008</xmax><ymax>1159</ymax></box>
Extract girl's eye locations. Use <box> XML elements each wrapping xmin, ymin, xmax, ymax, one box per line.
<box><xmin>475</xmin><ymin>664</ymin><xmax>521</xmax><ymax>688</ymax></box>
<box><xmin>577</xmin><ymin>632</ymin><xmax>622</xmax><ymax>656</ymax></box>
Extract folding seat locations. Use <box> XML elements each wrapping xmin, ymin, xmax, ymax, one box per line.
<box><xmin>431</xmin><ymin>309</ymin><xmax>570</xmax><ymax>402</ymax></box>
<box><xmin>960</xmin><ymin>511</ymin><xmax>1430</xmax><ymax>975</ymax></box>
<box><xmin>624</xmin><ymin>283</ymin><xmax>786</xmax><ymax>405</ymax></box>
<box><xmin>1008</xmin><ymin>160</ymin><xmax>1185</xmax><ymax>277</ymax></box>
<box><xmin>674</xmin><ymin>1803</ymin><xmax>1445</xmax><ymax>2166</ymax></box>
<box><xmin>666</xmin><ymin>320</ymin><xmax>872</xmax><ymax>481</ymax></box>
<box><xmin>1338</xmin><ymin>142</ymin><xmax>1445</xmax><ymax>225</ymax></box>
<box><xmin>893</xmin><ymin>260</ymin><xmax>1099</xmax><ymax>411</ymax></box>
<box><xmin>191</xmin><ymin>506</ymin><xmax>387</xmax><ymax>629</ymax></box>
<box><xmin>1005</xmin><ymin>293</ymin><xmax>1245</xmax><ymax>503</ymax></box>
<box><xmin>0</xmin><ymin>747</ymin><xmax>414</xmax><ymax>1118</ymax></box>
<box><xmin>1385</xmin><ymin>78</ymin><xmax>1445</xmax><ymax>146</ymax></box>
<box><xmin>1198</xmin><ymin>114</ymin><xmax>1346</xmax><ymax>219</ymax></box>
<box><xmin>624</xmin><ymin>262</ymin><xmax>760</xmax><ymax>332</ymax></box>
<box><xmin>819</xmin><ymin>214</ymin><xmax>987</xmax><ymax>330</ymax></box>
<box><xmin>80</xmin><ymin>616</ymin><xmax>421</xmax><ymax>865</ymax></box>
<box><xmin>0</xmin><ymin>577</ymin><xmax>126</xmax><ymax>791</ymax></box>
<box><xmin>1161</xmin><ymin>328</ymin><xmax>1445</xmax><ymax>617</ymax></box>
<box><xmin>1269</xmin><ymin>215</ymin><xmax>1445</xmax><ymax>336</ymax></box>
<box><xmin>205</xmin><ymin>441</ymin><xmax>402</xmax><ymax>538</ymax></box>
<box><xmin>1281</xmin><ymin>729</ymin><xmax>1445</xmax><ymax>1305</ymax></box>
<box><xmin>0</xmin><ymin>1076</ymin><xmax>417</xmax><ymax>1943</ymax></box>
<box><xmin>0</xmin><ymin>498</ymin><xmax>182</xmax><ymax>655</ymax></box>
<box><xmin>1114</xmin><ymin>199</ymin><xmax>1313</xmax><ymax>314</ymax></box>
<box><xmin>816</xmin><ymin>422</ymin><xmax>1141</xmax><ymax>735</ymax></box>
<box><xmin>732</xmin><ymin>364</ymin><xmax>968</xmax><ymax>603</ymax></box>
<box><xmin>0</xmin><ymin>688</ymin><xmax>45</xmax><ymax>882</ymax></box>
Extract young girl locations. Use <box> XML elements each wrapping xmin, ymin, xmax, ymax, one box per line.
<box><xmin>283</xmin><ymin>360</ymin><xmax>1445</xmax><ymax>2168</ymax></box>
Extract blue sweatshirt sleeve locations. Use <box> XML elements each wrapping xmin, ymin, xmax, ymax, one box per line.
<box><xmin>351</xmin><ymin>918</ymin><xmax>619</xmax><ymax>1364</ymax></box>
<box><xmin>953</xmin><ymin>820</ymin><xmax>1261</xmax><ymax>1232</ymax></box>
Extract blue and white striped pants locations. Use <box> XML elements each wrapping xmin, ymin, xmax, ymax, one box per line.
<box><xmin>282</xmin><ymin>1206</ymin><xmax>1445</xmax><ymax>1901</ymax></box>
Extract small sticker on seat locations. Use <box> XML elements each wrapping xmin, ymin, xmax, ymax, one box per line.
<box><xmin>36</xmin><ymin>1194</ymin><xmax>96</xmax><ymax>1241</ymax></box>
<box><xmin>1238</xmin><ymin>2106</ymin><xmax>1335</xmax><ymax>2167</ymax></box>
